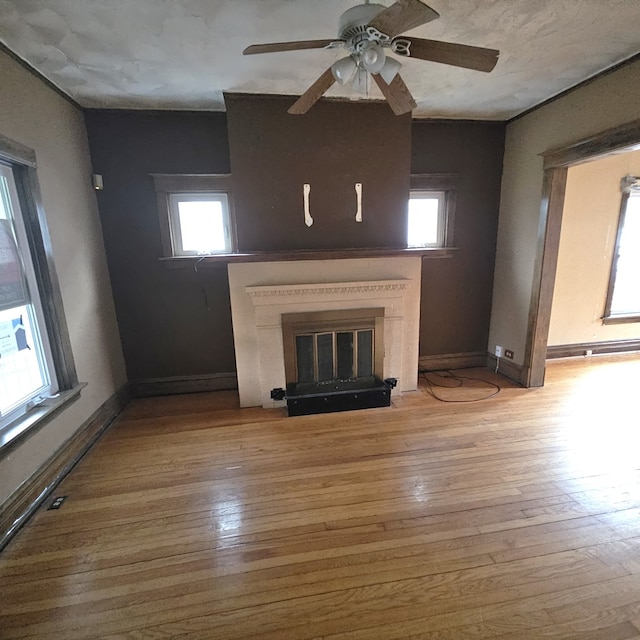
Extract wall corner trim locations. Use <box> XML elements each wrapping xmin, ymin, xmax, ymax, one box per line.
<box><xmin>0</xmin><ymin>384</ymin><xmax>130</xmax><ymax>552</ymax></box>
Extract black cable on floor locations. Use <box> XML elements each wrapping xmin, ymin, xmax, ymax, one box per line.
<box><xmin>419</xmin><ymin>368</ymin><xmax>501</xmax><ymax>403</ymax></box>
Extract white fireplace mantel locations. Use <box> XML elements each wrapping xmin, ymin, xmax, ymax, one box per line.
<box><xmin>228</xmin><ymin>258</ymin><xmax>422</xmax><ymax>408</ymax></box>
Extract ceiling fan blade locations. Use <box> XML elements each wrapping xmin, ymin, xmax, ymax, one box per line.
<box><xmin>396</xmin><ymin>37</ymin><xmax>499</xmax><ymax>72</ymax></box>
<box><xmin>367</xmin><ymin>0</ymin><xmax>439</xmax><ymax>39</ymax></box>
<box><xmin>288</xmin><ymin>67</ymin><xmax>337</xmax><ymax>115</ymax></box>
<box><xmin>372</xmin><ymin>73</ymin><xmax>416</xmax><ymax>116</ymax></box>
<box><xmin>243</xmin><ymin>39</ymin><xmax>342</xmax><ymax>55</ymax></box>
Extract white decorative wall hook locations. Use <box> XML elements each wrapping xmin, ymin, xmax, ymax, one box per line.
<box><xmin>355</xmin><ymin>182</ymin><xmax>363</xmax><ymax>222</ymax></box>
<box><xmin>303</xmin><ymin>183</ymin><xmax>313</xmax><ymax>227</ymax></box>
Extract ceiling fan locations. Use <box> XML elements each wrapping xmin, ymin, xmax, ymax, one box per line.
<box><xmin>243</xmin><ymin>0</ymin><xmax>499</xmax><ymax>116</ymax></box>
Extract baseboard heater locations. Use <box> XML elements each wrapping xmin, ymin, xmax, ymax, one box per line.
<box><xmin>271</xmin><ymin>377</ymin><xmax>397</xmax><ymax>417</ymax></box>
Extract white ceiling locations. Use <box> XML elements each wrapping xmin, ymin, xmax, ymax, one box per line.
<box><xmin>1</xmin><ymin>0</ymin><xmax>639</xmax><ymax>120</ymax></box>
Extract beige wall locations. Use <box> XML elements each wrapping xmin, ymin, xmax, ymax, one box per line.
<box><xmin>489</xmin><ymin>59</ymin><xmax>640</xmax><ymax>366</ymax></box>
<box><xmin>548</xmin><ymin>151</ymin><xmax>640</xmax><ymax>345</ymax></box>
<box><xmin>0</xmin><ymin>51</ymin><xmax>126</xmax><ymax>504</ymax></box>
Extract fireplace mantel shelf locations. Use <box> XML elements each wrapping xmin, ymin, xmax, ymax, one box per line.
<box><xmin>160</xmin><ymin>247</ymin><xmax>455</xmax><ymax>268</ymax></box>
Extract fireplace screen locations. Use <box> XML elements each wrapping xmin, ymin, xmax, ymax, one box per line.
<box><xmin>295</xmin><ymin>329</ymin><xmax>373</xmax><ymax>383</ymax></box>
<box><xmin>282</xmin><ymin>308</ymin><xmax>384</xmax><ymax>388</ymax></box>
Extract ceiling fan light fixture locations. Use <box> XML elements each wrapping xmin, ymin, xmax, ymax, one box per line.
<box><xmin>331</xmin><ymin>56</ymin><xmax>357</xmax><ymax>84</ymax></box>
<box><xmin>379</xmin><ymin>56</ymin><xmax>402</xmax><ymax>84</ymax></box>
<box><xmin>361</xmin><ymin>43</ymin><xmax>386</xmax><ymax>73</ymax></box>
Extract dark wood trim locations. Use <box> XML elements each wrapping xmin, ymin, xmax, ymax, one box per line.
<box><xmin>418</xmin><ymin>352</ymin><xmax>486</xmax><ymax>371</ymax></box>
<box><xmin>0</xmin><ymin>385</ymin><xmax>129</xmax><ymax>551</ymax></box>
<box><xmin>410</xmin><ymin>173</ymin><xmax>459</xmax><ymax>190</ymax></box>
<box><xmin>14</xmin><ymin>163</ymin><xmax>79</xmax><ymax>390</ymax></box>
<box><xmin>410</xmin><ymin>173</ymin><xmax>458</xmax><ymax>248</ymax></box>
<box><xmin>129</xmin><ymin>373</ymin><xmax>238</xmax><ymax>397</ymax></box>
<box><xmin>160</xmin><ymin>246</ymin><xmax>456</xmax><ymax>267</ymax></box>
<box><xmin>524</xmin><ymin>167</ymin><xmax>568</xmax><ymax>387</ymax></box>
<box><xmin>0</xmin><ymin>133</ymin><xmax>36</xmax><ymax>167</ymax></box>
<box><xmin>602</xmin><ymin>314</ymin><xmax>640</xmax><ymax>325</ymax></box>
<box><xmin>508</xmin><ymin>53</ymin><xmax>640</xmax><ymax>124</ymax></box>
<box><xmin>0</xmin><ymin>385</ymin><xmax>85</xmax><ymax>454</ymax></box>
<box><xmin>151</xmin><ymin>173</ymin><xmax>237</xmax><ymax>257</ymax></box>
<box><xmin>524</xmin><ymin>119</ymin><xmax>640</xmax><ymax>389</ymax></box>
<box><xmin>150</xmin><ymin>174</ymin><xmax>233</xmax><ymax>193</ymax></box>
<box><xmin>547</xmin><ymin>339</ymin><xmax>640</xmax><ymax>359</ymax></box>
<box><xmin>543</xmin><ymin>119</ymin><xmax>640</xmax><ymax>169</ymax></box>
<box><xmin>486</xmin><ymin>353</ymin><xmax>525</xmax><ymax>386</ymax></box>
<box><xmin>0</xmin><ymin>42</ymin><xmax>81</xmax><ymax>110</ymax></box>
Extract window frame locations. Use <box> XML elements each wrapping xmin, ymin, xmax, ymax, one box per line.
<box><xmin>603</xmin><ymin>177</ymin><xmax>640</xmax><ymax>324</ymax></box>
<box><xmin>409</xmin><ymin>173</ymin><xmax>457</xmax><ymax>249</ymax></box>
<box><xmin>0</xmin><ymin>133</ymin><xmax>80</xmax><ymax>452</ymax></box>
<box><xmin>152</xmin><ymin>174</ymin><xmax>236</xmax><ymax>258</ymax></box>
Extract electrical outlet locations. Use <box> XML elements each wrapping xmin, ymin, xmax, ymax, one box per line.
<box><xmin>505</xmin><ymin>349</ymin><xmax>514</xmax><ymax>359</ymax></box>
<box><xmin>48</xmin><ymin>496</ymin><xmax>67</xmax><ymax>510</ymax></box>
<box><xmin>495</xmin><ymin>345</ymin><xmax>503</xmax><ymax>358</ymax></box>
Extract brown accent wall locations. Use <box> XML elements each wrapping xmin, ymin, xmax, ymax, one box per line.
<box><xmin>225</xmin><ymin>94</ymin><xmax>411</xmax><ymax>251</ymax></box>
<box><xmin>83</xmin><ymin>110</ymin><xmax>236</xmax><ymax>381</ymax></box>
<box><xmin>411</xmin><ymin>121</ymin><xmax>505</xmax><ymax>356</ymax></box>
<box><xmin>85</xmin><ymin>108</ymin><xmax>504</xmax><ymax>382</ymax></box>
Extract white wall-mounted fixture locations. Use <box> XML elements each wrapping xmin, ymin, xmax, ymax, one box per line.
<box><xmin>91</xmin><ymin>174</ymin><xmax>103</xmax><ymax>190</ymax></box>
<box><xmin>303</xmin><ymin>183</ymin><xmax>313</xmax><ymax>227</ymax></box>
<box><xmin>355</xmin><ymin>182</ymin><xmax>363</xmax><ymax>222</ymax></box>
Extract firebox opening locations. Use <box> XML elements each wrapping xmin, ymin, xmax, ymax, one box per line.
<box><xmin>281</xmin><ymin>308</ymin><xmax>390</xmax><ymax>415</ymax></box>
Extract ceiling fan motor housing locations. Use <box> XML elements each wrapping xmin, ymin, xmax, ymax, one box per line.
<box><xmin>338</xmin><ymin>3</ymin><xmax>387</xmax><ymax>41</ymax></box>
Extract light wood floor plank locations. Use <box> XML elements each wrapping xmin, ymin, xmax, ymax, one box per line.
<box><xmin>2</xmin><ymin>355</ymin><xmax>640</xmax><ymax>638</ymax></box>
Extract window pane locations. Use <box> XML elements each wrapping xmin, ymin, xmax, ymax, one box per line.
<box><xmin>316</xmin><ymin>333</ymin><xmax>334</xmax><ymax>382</ymax></box>
<box><xmin>336</xmin><ymin>332</ymin><xmax>354</xmax><ymax>379</ymax></box>
<box><xmin>408</xmin><ymin>195</ymin><xmax>441</xmax><ymax>247</ymax></box>
<box><xmin>0</xmin><ymin>199</ymin><xmax>29</xmax><ymax>311</ymax></box>
<box><xmin>610</xmin><ymin>193</ymin><xmax>640</xmax><ymax>315</ymax></box>
<box><xmin>0</xmin><ymin>163</ymin><xmax>55</xmax><ymax>429</ymax></box>
<box><xmin>295</xmin><ymin>335</ymin><xmax>315</xmax><ymax>384</ymax></box>
<box><xmin>0</xmin><ymin>305</ymin><xmax>48</xmax><ymax>415</ymax></box>
<box><xmin>357</xmin><ymin>329</ymin><xmax>373</xmax><ymax>378</ymax></box>
<box><xmin>177</xmin><ymin>200</ymin><xmax>226</xmax><ymax>253</ymax></box>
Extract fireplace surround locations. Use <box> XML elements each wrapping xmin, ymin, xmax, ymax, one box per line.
<box><xmin>227</xmin><ymin>257</ymin><xmax>422</xmax><ymax>408</ymax></box>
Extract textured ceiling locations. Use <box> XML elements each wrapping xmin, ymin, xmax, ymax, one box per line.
<box><xmin>1</xmin><ymin>0</ymin><xmax>639</xmax><ymax>120</ymax></box>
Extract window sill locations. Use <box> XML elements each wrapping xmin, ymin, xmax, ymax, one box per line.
<box><xmin>0</xmin><ymin>384</ymin><xmax>86</xmax><ymax>456</ymax></box>
<box><xmin>160</xmin><ymin>247</ymin><xmax>456</xmax><ymax>268</ymax></box>
<box><xmin>602</xmin><ymin>314</ymin><xmax>640</xmax><ymax>325</ymax></box>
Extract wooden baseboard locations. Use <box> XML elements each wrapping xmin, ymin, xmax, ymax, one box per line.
<box><xmin>486</xmin><ymin>354</ymin><xmax>525</xmax><ymax>386</ymax></box>
<box><xmin>0</xmin><ymin>384</ymin><xmax>130</xmax><ymax>551</ymax></box>
<box><xmin>547</xmin><ymin>339</ymin><xmax>640</xmax><ymax>359</ymax></box>
<box><xmin>418</xmin><ymin>352</ymin><xmax>486</xmax><ymax>371</ymax></box>
<box><xmin>129</xmin><ymin>372</ymin><xmax>238</xmax><ymax>397</ymax></box>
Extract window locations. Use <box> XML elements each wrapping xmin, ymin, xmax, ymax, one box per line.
<box><xmin>408</xmin><ymin>190</ymin><xmax>445</xmax><ymax>247</ymax></box>
<box><xmin>603</xmin><ymin>177</ymin><xmax>640</xmax><ymax>323</ymax></box>
<box><xmin>408</xmin><ymin>174</ymin><xmax>457</xmax><ymax>249</ymax></box>
<box><xmin>152</xmin><ymin>174</ymin><xmax>235</xmax><ymax>257</ymax></box>
<box><xmin>0</xmin><ymin>135</ymin><xmax>78</xmax><ymax>447</ymax></box>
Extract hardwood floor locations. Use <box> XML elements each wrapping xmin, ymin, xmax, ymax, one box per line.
<box><xmin>2</xmin><ymin>355</ymin><xmax>640</xmax><ymax>639</ymax></box>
